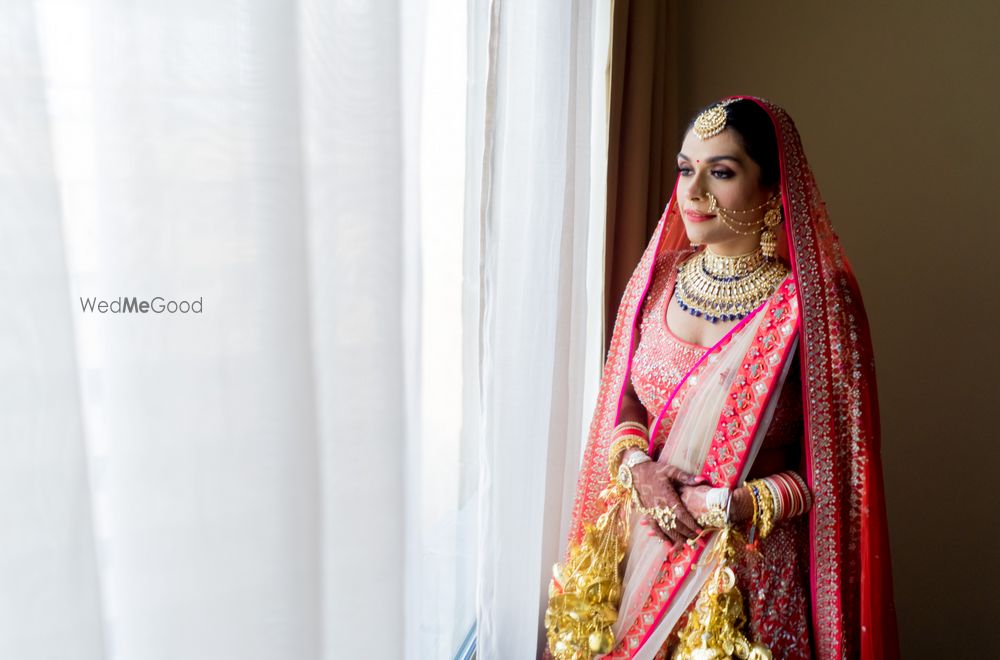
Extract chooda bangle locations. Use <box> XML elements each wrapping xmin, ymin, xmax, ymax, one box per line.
<box><xmin>612</xmin><ymin>421</ymin><xmax>648</xmax><ymax>436</ymax></box>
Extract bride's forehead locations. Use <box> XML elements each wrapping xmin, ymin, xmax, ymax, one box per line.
<box><xmin>678</xmin><ymin>128</ymin><xmax>742</xmax><ymax>158</ymax></box>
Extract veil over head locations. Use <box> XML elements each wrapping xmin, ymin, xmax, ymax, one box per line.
<box><xmin>563</xmin><ymin>95</ymin><xmax>899</xmax><ymax>658</ymax></box>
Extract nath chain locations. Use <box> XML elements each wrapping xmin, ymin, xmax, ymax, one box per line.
<box><xmin>705</xmin><ymin>191</ymin><xmax>778</xmax><ymax>235</ymax></box>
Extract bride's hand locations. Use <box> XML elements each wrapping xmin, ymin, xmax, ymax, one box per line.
<box><xmin>678</xmin><ymin>484</ymin><xmax>713</xmax><ymax>520</ymax></box>
<box><xmin>629</xmin><ymin>461</ymin><xmax>707</xmax><ymax>545</ymax></box>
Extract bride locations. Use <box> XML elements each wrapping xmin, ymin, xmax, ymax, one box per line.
<box><xmin>545</xmin><ymin>96</ymin><xmax>899</xmax><ymax>659</ymax></box>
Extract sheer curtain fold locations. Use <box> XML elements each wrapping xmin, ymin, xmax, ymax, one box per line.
<box><xmin>298</xmin><ymin>0</ymin><xmax>406</xmax><ymax>658</ymax></box>
<box><xmin>0</xmin><ymin>3</ymin><xmax>106</xmax><ymax>659</ymax></box>
<box><xmin>468</xmin><ymin>0</ymin><xmax>612</xmax><ymax>657</ymax></box>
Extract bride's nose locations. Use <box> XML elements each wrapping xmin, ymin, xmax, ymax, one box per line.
<box><xmin>687</xmin><ymin>189</ymin><xmax>708</xmax><ymax>208</ymax></box>
<box><xmin>686</xmin><ymin>189</ymin><xmax>716</xmax><ymax>213</ymax></box>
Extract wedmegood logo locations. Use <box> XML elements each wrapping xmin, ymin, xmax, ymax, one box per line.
<box><xmin>79</xmin><ymin>297</ymin><xmax>204</xmax><ymax>314</ymax></box>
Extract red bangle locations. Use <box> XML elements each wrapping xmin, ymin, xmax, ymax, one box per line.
<box><xmin>776</xmin><ymin>470</ymin><xmax>810</xmax><ymax>517</ymax></box>
<box><xmin>772</xmin><ymin>473</ymin><xmax>794</xmax><ymax>518</ymax></box>
<box><xmin>768</xmin><ymin>475</ymin><xmax>790</xmax><ymax>520</ymax></box>
<box><xmin>761</xmin><ymin>471</ymin><xmax>811</xmax><ymax>521</ymax></box>
<box><xmin>612</xmin><ymin>421</ymin><xmax>648</xmax><ymax>440</ymax></box>
<box><xmin>788</xmin><ymin>470</ymin><xmax>811</xmax><ymax>514</ymax></box>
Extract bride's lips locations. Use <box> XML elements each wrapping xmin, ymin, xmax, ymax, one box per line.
<box><xmin>683</xmin><ymin>209</ymin><xmax>716</xmax><ymax>222</ymax></box>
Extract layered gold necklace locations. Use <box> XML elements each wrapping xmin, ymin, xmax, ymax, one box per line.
<box><xmin>675</xmin><ymin>247</ymin><xmax>788</xmax><ymax>323</ymax></box>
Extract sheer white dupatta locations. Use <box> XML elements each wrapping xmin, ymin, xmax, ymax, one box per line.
<box><xmin>606</xmin><ymin>302</ymin><xmax>800</xmax><ymax>659</ymax></box>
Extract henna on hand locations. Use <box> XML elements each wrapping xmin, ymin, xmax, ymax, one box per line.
<box><xmin>630</xmin><ymin>461</ymin><xmax>707</xmax><ymax>543</ymax></box>
<box><xmin>727</xmin><ymin>485</ymin><xmax>753</xmax><ymax>523</ymax></box>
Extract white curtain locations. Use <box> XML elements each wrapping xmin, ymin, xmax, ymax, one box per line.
<box><xmin>1</xmin><ymin>0</ymin><xmax>474</xmax><ymax>658</ymax></box>
<box><xmin>468</xmin><ymin>1</ymin><xmax>612</xmax><ymax>658</ymax></box>
<box><xmin>0</xmin><ymin>0</ymin><xmax>611</xmax><ymax>658</ymax></box>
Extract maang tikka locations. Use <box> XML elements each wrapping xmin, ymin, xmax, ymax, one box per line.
<box><xmin>693</xmin><ymin>98</ymin><xmax>738</xmax><ymax>140</ymax></box>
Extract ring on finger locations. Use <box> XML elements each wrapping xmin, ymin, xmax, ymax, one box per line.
<box><xmin>650</xmin><ymin>504</ymin><xmax>677</xmax><ymax>533</ymax></box>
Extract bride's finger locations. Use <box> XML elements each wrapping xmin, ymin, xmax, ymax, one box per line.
<box><xmin>666</xmin><ymin>499</ymin><xmax>703</xmax><ymax>537</ymax></box>
<box><xmin>661</xmin><ymin>465</ymin><xmax>708</xmax><ymax>485</ymax></box>
<box><xmin>661</xmin><ymin>487</ymin><xmax>702</xmax><ymax>533</ymax></box>
<box><xmin>665</xmin><ymin>527</ymin><xmax>686</xmax><ymax>545</ymax></box>
<box><xmin>675</xmin><ymin>507</ymin><xmax>702</xmax><ymax>536</ymax></box>
<box><xmin>645</xmin><ymin>516</ymin><xmax>670</xmax><ymax>542</ymax></box>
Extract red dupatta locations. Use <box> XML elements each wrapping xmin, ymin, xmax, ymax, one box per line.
<box><xmin>561</xmin><ymin>95</ymin><xmax>899</xmax><ymax>658</ymax></box>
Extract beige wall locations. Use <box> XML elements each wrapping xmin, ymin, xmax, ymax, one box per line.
<box><xmin>674</xmin><ymin>3</ymin><xmax>1000</xmax><ymax>656</ymax></box>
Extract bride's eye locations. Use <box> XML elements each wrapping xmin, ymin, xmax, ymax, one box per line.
<box><xmin>676</xmin><ymin>165</ymin><xmax>692</xmax><ymax>175</ymax></box>
<box><xmin>711</xmin><ymin>169</ymin><xmax>733</xmax><ymax>179</ymax></box>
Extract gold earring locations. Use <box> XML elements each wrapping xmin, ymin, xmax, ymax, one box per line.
<box><xmin>759</xmin><ymin>195</ymin><xmax>783</xmax><ymax>260</ymax></box>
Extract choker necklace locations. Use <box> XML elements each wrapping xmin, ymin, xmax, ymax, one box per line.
<box><xmin>675</xmin><ymin>247</ymin><xmax>788</xmax><ymax>323</ymax></box>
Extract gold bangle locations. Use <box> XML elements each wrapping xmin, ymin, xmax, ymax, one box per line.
<box><xmin>745</xmin><ymin>483</ymin><xmax>759</xmax><ymax>531</ymax></box>
<box><xmin>696</xmin><ymin>506</ymin><xmax>728</xmax><ymax>529</ymax></box>
<box><xmin>746</xmin><ymin>479</ymin><xmax>776</xmax><ymax>539</ymax></box>
<box><xmin>758</xmin><ymin>483</ymin><xmax>775</xmax><ymax>538</ymax></box>
<box><xmin>610</xmin><ymin>434</ymin><xmax>647</xmax><ymax>458</ymax></box>
<box><xmin>611</xmin><ymin>433</ymin><xmax>646</xmax><ymax>452</ymax></box>
<box><xmin>608</xmin><ymin>435</ymin><xmax>647</xmax><ymax>475</ymax></box>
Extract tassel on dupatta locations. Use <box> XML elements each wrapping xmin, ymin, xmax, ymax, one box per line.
<box><xmin>544</xmin><ymin>476</ymin><xmax>633</xmax><ymax>658</ymax></box>
<box><xmin>671</xmin><ymin>525</ymin><xmax>771</xmax><ymax>660</ymax></box>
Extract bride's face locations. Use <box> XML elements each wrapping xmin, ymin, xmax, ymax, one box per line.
<box><xmin>675</xmin><ymin>127</ymin><xmax>776</xmax><ymax>250</ymax></box>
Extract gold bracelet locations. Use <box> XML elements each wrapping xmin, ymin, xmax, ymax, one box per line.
<box><xmin>696</xmin><ymin>506</ymin><xmax>728</xmax><ymax>529</ymax></box>
<box><xmin>610</xmin><ymin>434</ymin><xmax>646</xmax><ymax>458</ymax></box>
<box><xmin>757</xmin><ymin>482</ymin><xmax>776</xmax><ymax>538</ymax></box>
<box><xmin>610</xmin><ymin>433</ymin><xmax>646</xmax><ymax>454</ymax></box>
<box><xmin>745</xmin><ymin>483</ymin><xmax>759</xmax><ymax>531</ymax></box>
<box><xmin>746</xmin><ymin>479</ymin><xmax>776</xmax><ymax>539</ymax></box>
<box><xmin>608</xmin><ymin>435</ymin><xmax>647</xmax><ymax>476</ymax></box>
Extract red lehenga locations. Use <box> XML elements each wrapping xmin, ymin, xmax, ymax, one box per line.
<box><xmin>556</xmin><ymin>96</ymin><xmax>899</xmax><ymax>659</ymax></box>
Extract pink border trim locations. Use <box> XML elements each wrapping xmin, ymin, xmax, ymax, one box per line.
<box><xmin>633</xmin><ymin>549</ymin><xmax>703</xmax><ymax>656</ymax></box>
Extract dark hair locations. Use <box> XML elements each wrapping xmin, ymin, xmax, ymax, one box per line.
<box><xmin>686</xmin><ymin>99</ymin><xmax>780</xmax><ymax>188</ymax></box>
